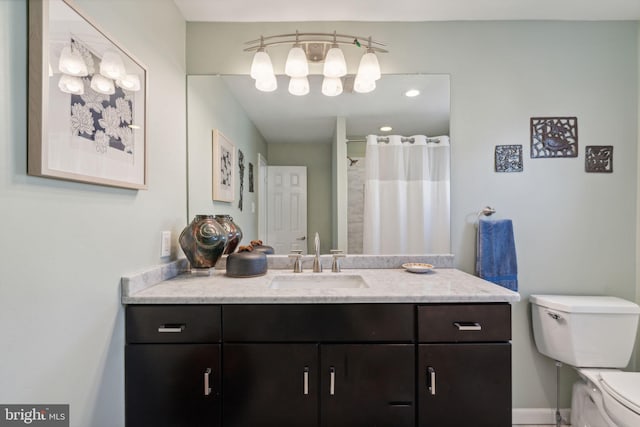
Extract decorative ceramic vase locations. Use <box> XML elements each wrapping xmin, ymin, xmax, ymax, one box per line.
<box><xmin>179</xmin><ymin>215</ymin><xmax>228</xmax><ymax>269</ymax></box>
<box><xmin>214</xmin><ymin>215</ymin><xmax>243</xmax><ymax>254</ymax></box>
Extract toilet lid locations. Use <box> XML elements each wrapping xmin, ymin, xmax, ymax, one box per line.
<box><xmin>600</xmin><ymin>372</ymin><xmax>640</xmax><ymax>414</ymax></box>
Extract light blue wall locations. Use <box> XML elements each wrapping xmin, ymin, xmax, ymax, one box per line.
<box><xmin>0</xmin><ymin>1</ymin><xmax>186</xmax><ymax>426</ymax></box>
<box><xmin>187</xmin><ymin>21</ymin><xmax>639</xmax><ymax>410</ymax></box>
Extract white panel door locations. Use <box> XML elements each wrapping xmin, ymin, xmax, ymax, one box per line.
<box><xmin>267</xmin><ymin>166</ymin><xmax>308</xmax><ymax>255</ymax></box>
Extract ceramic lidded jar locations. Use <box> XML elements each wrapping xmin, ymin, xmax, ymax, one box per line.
<box><xmin>179</xmin><ymin>215</ymin><xmax>228</xmax><ymax>269</ymax></box>
<box><xmin>214</xmin><ymin>215</ymin><xmax>243</xmax><ymax>254</ymax></box>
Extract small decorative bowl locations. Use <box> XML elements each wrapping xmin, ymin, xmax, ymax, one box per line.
<box><xmin>401</xmin><ymin>263</ymin><xmax>434</xmax><ymax>274</ymax></box>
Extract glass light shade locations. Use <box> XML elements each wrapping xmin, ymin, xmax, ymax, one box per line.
<box><xmin>100</xmin><ymin>51</ymin><xmax>126</xmax><ymax>80</ymax></box>
<box><xmin>321</xmin><ymin>77</ymin><xmax>343</xmax><ymax>97</ymax></box>
<box><xmin>284</xmin><ymin>46</ymin><xmax>309</xmax><ymax>77</ymax></box>
<box><xmin>357</xmin><ymin>51</ymin><xmax>381</xmax><ymax>81</ymax></box>
<box><xmin>91</xmin><ymin>74</ymin><xmax>115</xmax><ymax>95</ymax></box>
<box><xmin>353</xmin><ymin>74</ymin><xmax>376</xmax><ymax>94</ymax></box>
<box><xmin>288</xmin><ymin>76</ymin><xmax>309</xmax><ymax>96</ymax></box>
<box><xmin>58</xmin><ymin>74</ymin><xmax>84</xmax><ymax>95</ymax></box>
<box><xmin>250</xmin><ymin>50</ymin><xmax>274</xmax><ymax>80</ymax></box>
<box><xmin>116</xmin><ymin>74</ymin><xmax>141</xmax><ymax>91</ymax></box>
<box><xmin>58</xmin><ymin>46</ymin><xmax>88</xmax><ymax>77</ymax></box>
<box><xmin>255</xmin><ymin>74</ymin><xmax>278</xmax><ymax>92</ymax></box>
<box><xmin>323</xmin><ymin>46</ymin><xmax>347</xmax><ymax>78</ymax></box>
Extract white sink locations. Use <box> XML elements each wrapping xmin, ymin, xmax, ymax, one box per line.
<box><xmin>269</xmin><ymin>274</ymin><xmax>369</xmax><ymax>290</ymax></box>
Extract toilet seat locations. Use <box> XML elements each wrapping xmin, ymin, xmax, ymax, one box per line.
<box><xmin>598</xmin><ymin>371</ymin><xmax>640</xmax><ymax>427</ymax></box>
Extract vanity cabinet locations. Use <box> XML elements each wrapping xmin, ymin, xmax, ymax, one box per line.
<box><xmin>125</xmin><ymin>305</ymin><xmax>222</xmax><ymax>427</ymax></box>
<box><xmin>124</xmin><ymin>302</ymin><xmax>512</xmax><ymax>427</ymax></box>
<box><xmin>417</xmin><ymin>303</ymin><xmax>512</xmax><ymax>427</ymax></box>
<box><xmin>222</xmin><ymin>304</ymin><xmax>415</xmax><ymax>427</ymax></box>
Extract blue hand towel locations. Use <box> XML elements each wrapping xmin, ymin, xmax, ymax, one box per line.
<box><xmin>476</xmin><ymin>218</ymin><xmax>518</xmax><ymax>291</ymax></box>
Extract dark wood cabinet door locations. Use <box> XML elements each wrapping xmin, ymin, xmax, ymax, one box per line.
<box><xmin>418</xmin><ymin>343</ymin><xmax>511</xmax><ymax>427</ymax></box>
<box><xmin>125</xmin><ymin>344</ymin><xmax>221</xmax><ymax>427</ymax></box>
<box><xmin>223</xmin><ymin>343</ymin><xmax>319</xmax><ymax>427</ymax></box>
<box><xmin>320</xmin><ymin>344</ymin><xmax>415</xmax><ymax>427</ymax></box>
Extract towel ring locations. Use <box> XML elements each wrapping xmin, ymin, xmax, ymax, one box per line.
<box><xmin>477</xmin><ymin>206</ymin><xmax>496</xmax><ymax>217</ymax></box>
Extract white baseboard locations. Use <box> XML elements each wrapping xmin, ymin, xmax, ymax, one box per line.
<box><xmin>513</xmin><ymin>408</ymin><xmax>571</xmax><ymax>425</ymax></box>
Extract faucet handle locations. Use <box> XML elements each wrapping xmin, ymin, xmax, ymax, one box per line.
<box><xmin>330</xmin><ymin>250</ymin><xmax>345</xmax><ymax>273</ymax></box>
<box><xmin>289</xmin><ymin>250</ymin><xmax>303</xmax><ymax>273</ymax></box>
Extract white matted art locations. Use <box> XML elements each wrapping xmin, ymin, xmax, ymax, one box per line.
<box><xmin>28</xmin><ymin>0</ymin><xmax>148</xmax><ymax>189</ymax></box>
<box><xmin>212</xmin><ymin>129</ymin><xmax>235</xmax><ymax>202</ymax></box>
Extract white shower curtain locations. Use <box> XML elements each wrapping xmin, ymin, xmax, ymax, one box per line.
<box><xmin>362</xmin><ymin>135</ymin><xmax>450</xmax><ymax>254</ymax></box>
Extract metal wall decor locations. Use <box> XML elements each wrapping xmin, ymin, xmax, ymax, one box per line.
<box><xmin>530</xmin><ymin>117</ymin><xmax>578</xmax><ymax>158</ymax></box>
<box><xmin>495</xmin><ymin>145</ymin><xmax>523</xmax><ymax>172</ymax></box>
<box><xmin>238</xmin><ymin>149</ymin><xmax>245</xmax><ymax>211</ymax></box>
<box><xmin>585</xmin><ymin>146</ymin><xmax>613</xmax><ymax>173</ymax></box>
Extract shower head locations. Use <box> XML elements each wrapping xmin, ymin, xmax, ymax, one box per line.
<box><xmin>347</xmin><ymin>156</ymin><xmax>358</xmax><ymax>166</ymax></box>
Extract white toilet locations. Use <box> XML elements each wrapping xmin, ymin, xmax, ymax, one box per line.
<box><xmin>530</xmin><ymin>294</ymin><xmax>640</xmax><ymax>427</ymax></box>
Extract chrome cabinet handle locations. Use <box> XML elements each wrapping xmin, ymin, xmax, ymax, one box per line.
<box><xmin>329</xmin><ymin>367</ymin><xmax>336</xmax><ymax>396</ymax></box>
<box><xmin>303</xmin><ymin>367</ymin><xmax>309</xmax><ymax>395</ymax></box>
<box><xmin>204</xmin><ymin>368</ymin><xmax>212</xmax><ymax>396</ymax></box>
<box><xmin>296</xmin><ymin>236</ymin><xmax>306</xmax><ymax>241</ymax></box>
<box><xmin>158</xmin><ymin>324</ymin><xmax>185</xmax><ymax>333</ymax></box>
<box><xmin>453</xmin><ymin>322</ymin><xmax>482</xmax><ymax>331</ymax></box>
<box><xmin>427</xmin><ymin>367</ymin><xmax>436</xmax><ymax>395</ymax></box>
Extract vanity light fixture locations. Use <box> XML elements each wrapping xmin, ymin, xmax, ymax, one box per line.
<box><xmin>245</xmin><ymin>31</ymin><xmax>386</xmax><ymax>96</ymax></box>
<box><xmin>58</xmin><ymin>74</ymin><xmax>84</xmax><ymax>95</ymax></box>
<box><xmin>100</xmin><ymin>51</ymin><xmax>126</xmax><ymax>80</ymax></box>
<box><xmin>380</xmin><ymin>126</ymin><xmax>393</xmax><ymax>132</ymax></box>
<box><xmin>405</xmin><ymin>89</ymin><xmax>421</xmax><ymax>97</ymax></box>
<box><xmin>91</xmin><ymin>73</ymin><xmax>115</xmax><ymax>95</ymax></box>
<box><xmin>116</xmin><ymin>74</ymin><xmax>141</xmax><ymax>92</ymax></box>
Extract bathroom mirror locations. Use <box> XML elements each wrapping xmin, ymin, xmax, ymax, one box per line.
<box><xmin>186</xmin><ymin>73</ymin><xmax>450</xmax><ymax>254</ymax></box>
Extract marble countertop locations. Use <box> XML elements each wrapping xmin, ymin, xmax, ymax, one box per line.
<box><xmin>121</xmin><ymin>263</ymin><xmax>520</xmax><ymax>304</ymax></box>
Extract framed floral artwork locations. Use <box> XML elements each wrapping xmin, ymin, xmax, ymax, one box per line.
<box><xmin>212</xmin><ymin>129</ymin><xmax>235</xmax><ymax>202</ymax></box>
<box><xmin>28</xmin><ymin>0</ymin><xmax>148</xmax><ymax>189</ymax></box>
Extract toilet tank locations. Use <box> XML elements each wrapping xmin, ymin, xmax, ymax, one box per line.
<box><xmin>530</xmin><ymin>295</ymin><xmax>640</xmax><ymax>368</ymax></box>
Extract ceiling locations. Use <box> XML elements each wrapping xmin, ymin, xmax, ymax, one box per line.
<box><xmin>174</xmin><ymin>0</ymin><xmax>640</xmax><ymax>22</ymax></box>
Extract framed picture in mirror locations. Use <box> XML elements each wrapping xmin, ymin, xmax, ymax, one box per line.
<box><xmin>28</xmin><ymin>0</ymin><xmax>148</xmax><ymax>189</ymax></box>
<box><xmin>212</xmin><ymin>129</ymin><xmax>235</xmax><ymax>202</ymax></box>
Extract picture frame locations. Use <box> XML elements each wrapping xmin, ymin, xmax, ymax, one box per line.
<box><xmin>212</xmin><ymin>129</ymin><xmax>235</xmax><ymax>202</ymax></box>
<box><xmin>28</xmin><ymin>0</ymin><xmax>148</xmax><ymax>189</ymax></box>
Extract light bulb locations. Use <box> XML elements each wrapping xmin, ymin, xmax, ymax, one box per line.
<box><xmin>321</xmin><ymin>76</ymin><xmax>343</xmax><ymax>97</ymax></box>
<box><xmin>91</xmin><ymin>74</ymin><xmax>115</xmax><ymax>95</ymax></box>
<box><xmin>353</xmin><ymin>74</ymin><xmax>376</xmax><ymax>94</ymax></box>
<box><xmin>284</xmin><ymin>45</ymin><xmax>309</xmax><ymax>77</ymax></box>
<box><xmin>288</xmin><ymin>76</ymin><xmax>309</xmax><ymax>96</ymax></box>
<box><xmin>58</xmin><ymin>46</ymin><xmax>88</xmax><ymax>77</ymax></box>
<box><xmin>116</xmin><ymin>74</ymin><xmax>141</xmax><ymax>91</ymax></box>
<box><xmin>100</xmin><ymin>51</ymin><xmax>126</xmax><ymax>80</ymax></box>
<box><xmin>255</xmin><ymin>74</ymin><xmax>278</xmax><ymax>92</ymax></box>
<box><xmin>323</xmin><ymin>45</ymin><xmax>347</xmax><ymax>78</ymax></box>
<box><xmin>357</xmin><ymin>51</ymin><xmax>381</xmax><ymax>81</ymax></box>
<box><xmin>250</xmin><ymin>49</ymin><xmax>274</xmax><ymax>80</ymax></box>
<box><xmin>58</xmin><ymin>74</ymin><xmax>84</xmax><ymax>95</ymax></box>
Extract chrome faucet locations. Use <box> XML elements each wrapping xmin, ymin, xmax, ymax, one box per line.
<box><xmin>313</xmin><ymin>232</ymin><xmax>322</xmax><ymax>273</ymax></box>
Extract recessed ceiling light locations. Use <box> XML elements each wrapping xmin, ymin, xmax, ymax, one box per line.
<box><xmin>380</xmin><ymin>126</ymin><xmax>392</xmax><ymax>132</ymax></box>
<box><xmin>405</xmin><ymin>89</ymin><xmax>420</xmax><ymax>97</ymax></box>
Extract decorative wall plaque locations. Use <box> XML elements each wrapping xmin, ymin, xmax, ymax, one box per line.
<box><xmin>530</xmin><ymin>117</ymin><xmax>578</xmax><ymax>158</ymax></box>
<box><xmin>495</xmin><ymin>145</ymin><xmax>523</xmax><ymax>172</ymax></box>
<box><xmin>585</xmin><ymin>145</ymin><xmax>613</xmax><ymax>173</ymax></box>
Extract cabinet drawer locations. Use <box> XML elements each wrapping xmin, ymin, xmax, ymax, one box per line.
<box><xmin>223</xmin><ymin>304</ymin><xmax>414</xmax><ymax>342</ymax></box>
<box><xmin>418</xmin><ymin>303</ymin><xmax>510</xmax><ymax>342</ymax></box>
<box><xmin>126</xmin><ymin>305</ymin><xmax>221</xmax><ymax>344</ymax></box>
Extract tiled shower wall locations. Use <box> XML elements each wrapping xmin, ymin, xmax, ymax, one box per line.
<box><xmin>347</xmin><ymin>157</ymin><xmax>365</xmax><ymax>254</ymax></box>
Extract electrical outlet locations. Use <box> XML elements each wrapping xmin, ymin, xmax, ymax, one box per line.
<box><xmin>161</xmin><ymin>231</ymin><xmax>171</xmax><ymax>257</ymax></box>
